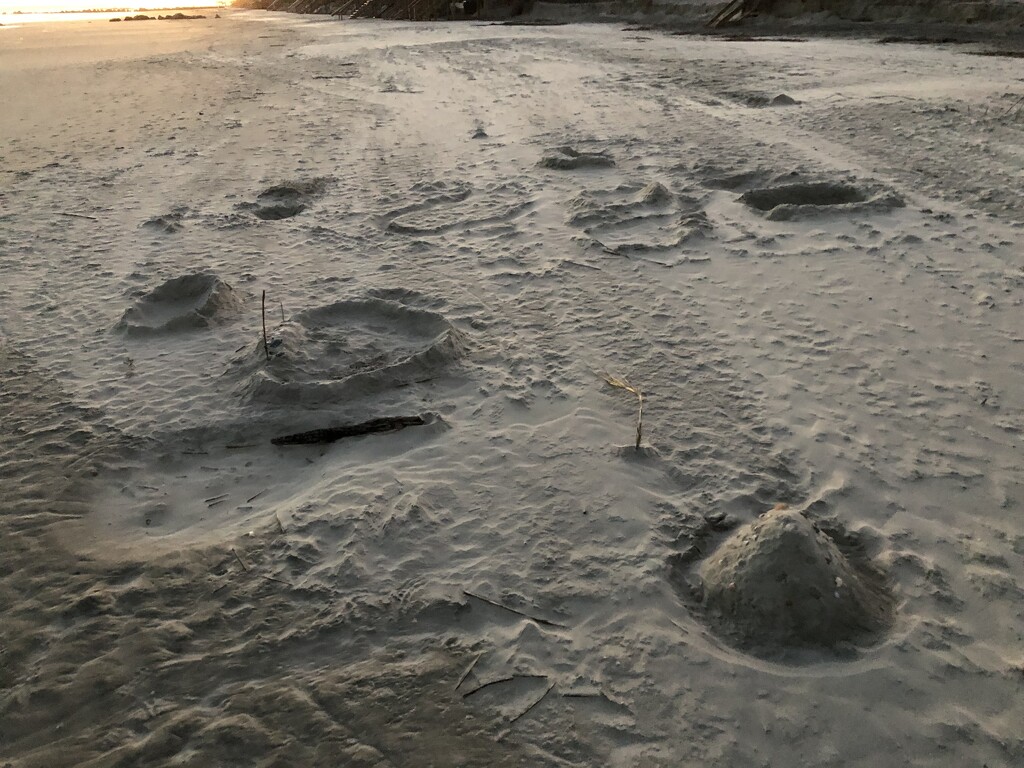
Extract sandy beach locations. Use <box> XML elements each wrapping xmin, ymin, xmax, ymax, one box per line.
<box><xmin>1</xmin><ymin>7</ymin><xmax>1023</xmax><ymax>766</ymax></box>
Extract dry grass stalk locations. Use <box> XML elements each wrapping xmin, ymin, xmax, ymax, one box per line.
<box><xmin>602</xmin><ymin>373</ymin><xmax>644</xmax><ymax>450</ymax></box>
<box><xmin>455</xmin><ymin>652</ymin><xmax>484</xmax><ymax>692</ymax></box>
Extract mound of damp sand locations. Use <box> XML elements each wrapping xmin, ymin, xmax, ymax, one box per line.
<box><xmin>229</xmin><ymin>297</ymin><xmax>466</xmax><ymax>405</ymax></box>
<box><xmin>241</xmin><ymin>179</ymin><xmax>328</xmax><ymax>221</ymax></box>
<box><xmin>694</xmin><ymin>508</ymin><xmax>895</xmax><ymax>657</ymax></box>
<box><xmin>540</xmin><ymin>146</ymin><xmax>615</xmax><ymax>170</ymax></box>
<box><xmin>116</xmin><ymin>273</ymin><xmax>241</xmax><ymax>335</ymax></box>
<box><xmin>739</xmin><ymin>181</ymin><xmax>904</xmax><ymax>220</ymax></box>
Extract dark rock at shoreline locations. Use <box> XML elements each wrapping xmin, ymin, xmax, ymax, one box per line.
<box><xmin>111</xmin><ymin>12</ymin><xmax>207</xmax><ymax>22</ymax></box>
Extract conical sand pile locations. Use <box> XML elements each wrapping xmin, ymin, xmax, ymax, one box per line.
<box><xmin>698</xmin><ymin>509</ymin><xmax>894</xmax><ymax>654</ymax></box>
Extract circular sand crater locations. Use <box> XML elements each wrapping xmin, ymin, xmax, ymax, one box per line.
<box><xmin>686</xmin><ymin>508</ymin><xmax>894</xmax><ymax>658</ymax></box>
<box><xmin>116</xmin><ymin>273</ymin><xmax>241</xmax><ymax>336</ymax></box>
<box><xmin>229</xmin><ymin>297</ymin><xmax>466</xmax><ymax>405</ymax></box>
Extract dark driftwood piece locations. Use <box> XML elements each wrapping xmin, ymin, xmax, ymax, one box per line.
<box><xmin>271</xmin><ymin>415</ymin><xmax>427</xmax><ymax>446</ymax></box>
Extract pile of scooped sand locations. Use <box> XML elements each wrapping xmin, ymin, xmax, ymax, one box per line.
<box><xmin>696</xmin><ymin>508</ymin><xmax>895</xmax><ymax>656</ymax></box>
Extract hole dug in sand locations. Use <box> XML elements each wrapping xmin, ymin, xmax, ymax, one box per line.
<box><xmin>229</xmin><ymin>297</ymin><xmax>466</xmax><ymax>405</ymax></box>
<box><xmin>684</xmin><ymin>507</ymin><xmax>895</xmax><ymax>660</ymax></box>
<box><xmin>116</xmin><ymin>273</ymin><xmax>241</xmax><ymax>335</ymax></box>
<box><xmin>739</xmin><ymin>181</ymin><xmax>904</xmax><ymax>221</ymax></box>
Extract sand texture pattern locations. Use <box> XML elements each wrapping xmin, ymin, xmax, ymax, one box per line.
<box><xmin>1</xmin><ymin>9</ymin><xmax>1023</xmax><ymax>768</ymax></box>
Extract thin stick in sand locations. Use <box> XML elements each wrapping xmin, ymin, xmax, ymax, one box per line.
<box><xmin>246</xmin><ymin>488</ymin><xmax>268</xmax><ymax>504</ymax></box>
<box><xmin>455</xmin><ymin>652</ymin><xmax>484</xmax><ymax>691</ymax></box>
<box><xmin>262</xmin><ymin>574</ymin><xmax>292</xmax><ymax>587</ymax></box>
<box><xmin>461</xmin><ymin>674</ymin><xmax>546</xmax><ymax>699</ymax></box>
<box><xmin>231</xmin><ymin>548</ymin><xmax>249</xmax><ymax>572</ymax></box>
<box><xmin>57</xmin><ymin>211</ymin><xmax>99</xmax><ymax>220</ymax></box>
<box><xmin>503</xmin><ymin>680</ymin><xmax>556</xmax><ymax>731</ymax></box>
<box><xmin>602</xmin><ymin>373</ymin><xmax>644</xmax><ymax>450</ymax></box>
<box><xmin>261</xmin><ymin>290</ymin><xmax>270</xmax><ymax>362</ymax></box>
<box><xmin>462</xmin><ymin>590</ymin><xmax>566</xmax><ymax>628</ymax></box>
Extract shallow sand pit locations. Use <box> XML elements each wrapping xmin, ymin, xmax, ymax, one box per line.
<box><xmin>689</xmin><ymin>508</ymin><xmax>895</xmax><ymax>658</ymax></box>
<box><xmin>230</xmin><ymin>297</ymin><xmax>466</xmax><ymax>405</ymax></box>
<box><xmin>116</xmin><ymin>273</ymin><xmax>240</xmax><ymax>335</ymax></box>
<box><xmin>739</xmin><ymin>181</ymin><xmax>904</xmax><ymax>220</ymax></box>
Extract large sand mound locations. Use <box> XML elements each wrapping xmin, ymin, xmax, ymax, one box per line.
<box><xmin>694</xmin><ymin>508</ymin><xmax>895</xmax><ymax>656</ymax></box>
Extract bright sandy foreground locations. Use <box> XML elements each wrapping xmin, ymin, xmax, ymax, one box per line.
<box><xmin>1</xmin><ymin>10</ymin><xmax>1023</xmax><ymax>767</ymax></box>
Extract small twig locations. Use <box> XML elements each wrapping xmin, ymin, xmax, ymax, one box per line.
<box><xmin>231</xmin><ymin>548</ymin><xmax>249</xmax><ymax>572</ymax></box>
<box><xmin>602</xmin><ymin>373</ymin><xmax>645</xmax><ymax>450</ymax></box>
<box><xmin>246</xmin><ymin>488</ymin><xmax>268</xmax><ymax>504</ymax></box>
<box><xmin>261</xmin><ymin>290</ymin><xmax>270</xmax><ymax>362</ymax></box>
<box><xmin>455</xmin><ymin>652</ymin><xmax>484</xmax><ymax>691</ymax></box>
<box><xmin>279</xmin><ymin>300</ymin><xmax>285</xmax><ymax>323</ymax></box>
<box><xmin>1001</xmin><ymin>93</ymin><xmax>1024</xmax><ymax>117</ymax></box>
<box><xmin>462</xmin><ymin>676</ymin><xmax>515</xmax><ymax>698</ymax></box>
<box><xmin>262</xmin><ymin>574</ymin><xmax>292</xmax><ymax>586</ymax></box>
<box><xmin>668</xmin><ymin>618</ymin><xmax>689</xmax><ymax>634</ymax></box>
<box><xmin>207</xmin><ymin>499</ymin><xmax>227</xmax><ymax>508</ymax></box>
<box><xmin>57</xmin><ymin>211</ymin><xmax>98</xmax><ymax>220</ymax></box>
<box><xmin>462</xmin><ymin>590</ymin><xmax>566</xmax><ymax>628</ymax></box>
<box><xmin>461</xmin><ymin>674</ymin><xmax>546</xmax><ymax>699</ymax></box>
<box><xmin>506</xmin><ymin>681</ymin><xmax>555</xmax><ymax>727</ymax></box>
<box><xmin>204</xmin><ymin>493</ymin><xmax>229</xmax><ymax>504</ymax></box>
<box><xmin>225</xmin><ymin>443</ymin><xmax>258</xmax><ymax>450</ymax></box>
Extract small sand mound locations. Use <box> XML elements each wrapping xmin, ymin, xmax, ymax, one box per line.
<box><xmin>540</xmin><ymin>146</ymin><xmax>615</xmax><ymax>170</ymax></box>
<box><xmin>692</xmin><ymin>509</ymin><xmax>894</xmax><ymax>657</ymax></box>
<box><xmin>229</xmin><ymin>297</ymin><xmax>466</xmax><ymax>405</ymax></box>
<box><xmin>141</xmin><ymin>212</ymin><xmax>184</xmax><ymax>233</ymax></box>
<box><xmin>740</xmin><ymin>181</ymin><xmax>904</xmax><ymax>220</ymax></box>
<box><xmin>243</xmin><ymin>179</ymin><xmax>328</xmax><ymax>221</ymax></box>
<box><xmin>116</xmin><ymin>273</ymin><xmax>240</xmax><ymax>335</ymax></box>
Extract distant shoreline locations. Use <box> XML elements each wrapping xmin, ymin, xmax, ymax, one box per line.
<box><xmin>0</xmin><ymin>5</ymin><xmax>225</xmax><ymax>16</ymax></box>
